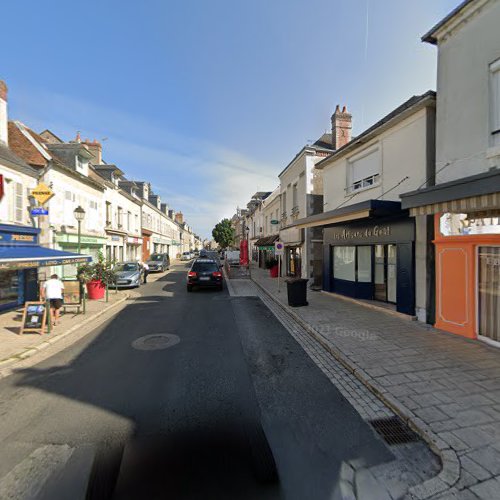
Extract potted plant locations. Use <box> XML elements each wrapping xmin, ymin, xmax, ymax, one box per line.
<box><xmin>265</xmin><ymin>257</ymin><xmax>279</xmax><ymax>278</ymax></box>
<box><xmin>77</xmin><ymin>252</ymin><xmax>117</xmax><ymax>300</ymax></box>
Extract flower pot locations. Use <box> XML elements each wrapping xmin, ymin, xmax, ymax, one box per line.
<box><xmin>269</xmin><ymin>264</ymin><xmax>279</xmax><ymax>278</ymax></box>
<box><xmin>86</xmin><ymin>280</ymin><xmax>105</xmax><ymax>300</ymax></box>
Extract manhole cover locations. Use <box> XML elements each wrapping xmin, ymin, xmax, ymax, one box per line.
<box><xmin>132</xmin><ymin>334</ymin><xmax>180</xmax><ymax>351</ymax></box>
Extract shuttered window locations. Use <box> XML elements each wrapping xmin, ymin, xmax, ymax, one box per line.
<box><xmin>15</xmin><ymin>183</ymin><xmax>23</xmax><ymax>222</ymax></box>
<box><xmin>347</xmin><ymin>147</ymin><xmax>380</xmax><ymax>192</ymax></box>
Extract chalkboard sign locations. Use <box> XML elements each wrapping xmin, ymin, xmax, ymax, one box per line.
<box><xmin>62</xmin><ymin>280</ymin><xmax>82</xmax><ymax>305</ymax></box>
<box><xmin>20</xmin><ymin>301</ymin><xmax>47</xmax><ymax>335</ymax></box>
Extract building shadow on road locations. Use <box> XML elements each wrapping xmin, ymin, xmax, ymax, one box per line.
<box><xmin>9</xmin><ymin>295</ymin><xmax>281</xmax><ymax>500</ymax></box>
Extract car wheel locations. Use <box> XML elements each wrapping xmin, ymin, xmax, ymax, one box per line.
<box><xmin>187</xmin><ymin>285</ymin><xmax>193</xmax><ymax>292</ymax></box>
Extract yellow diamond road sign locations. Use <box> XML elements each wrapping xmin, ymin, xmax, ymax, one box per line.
<box><xmin>31</xmin><ymin>182</ymin><xmax>54</xmax><ymax>205</ymax></box>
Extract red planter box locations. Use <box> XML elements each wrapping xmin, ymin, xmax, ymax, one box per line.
<box><xmin>86</xmin><ymin>280</ymin><xmax>105</xmax><ymax>300</ymax></box>
<box><xmin>269</xmin><ymin>265</ymin><xmax>279</xmax><ymax>278</ymax></box>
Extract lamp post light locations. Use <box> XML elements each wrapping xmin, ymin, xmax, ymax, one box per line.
<box><xmin>73</xmin><ymin>206</ymin><xmax>86</xmax><ymax>254</ymax></box>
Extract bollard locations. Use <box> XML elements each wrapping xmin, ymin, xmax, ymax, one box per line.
<box><xmin>46</xmin><ymin>299</ymin><xmax>51</xmax><ymax>334</ymax></box>
<box><xmin>106</xmin><ymin>283</ymin><xmax>109</xmax><ymax>303</ymax></box>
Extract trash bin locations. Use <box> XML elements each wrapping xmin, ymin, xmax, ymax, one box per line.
<box><xmin>285</xmin><ymin>278</ymin><xmax>308</xmax><ymax>307</ymax></box>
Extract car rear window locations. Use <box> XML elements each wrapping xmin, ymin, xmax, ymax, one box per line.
<box><xmin>192</xmin><ymin>262</ymin><xmax>219</xmax><ymax>272</ymax></box>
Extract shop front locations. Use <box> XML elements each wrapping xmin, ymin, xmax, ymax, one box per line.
<box><xmin>401</xmin><ymin>169</ymin><xmax>500</xmax><ymax>343</ymax></box>
<box><xmin>0</xmin><ymin>224</ymin><xmax>91</xmax><ymax>311</ymax></box>
<box><xmin>433</xmin><ymin>212</ymin><xmax>500</xmax><ymax>342</ymax></box>
<box><xmin>254</xmin><ymin>235</ymin><xmax>278</xmax><ymax>269</ymax></box>
<box><xmin>152</xmin><ymin>236</ymin><xmax>171</xmax><ymax>255</ymax></box>
<box><xmin>56</xmin><ymin>233</ymin><xmax>107</xmax><ymax>277</ymax></box>
<box><xmin>280</xmin><ymin>227</ymin><xmax>304</xmax><ymax>277</ymax></box>
<box><xmin>323</xmin><ymin>216</ymin><xmax>415</xmax><ymax>315</ymax></box>
<box><xmin>105</xmin><ymin>234</ymin><xmax>124</xmax><ymax>263</ymax></box>
<box><xmin>126</xmin><ymin>236</ymin><xmax>143</xmax><ymax>261</ymax></box>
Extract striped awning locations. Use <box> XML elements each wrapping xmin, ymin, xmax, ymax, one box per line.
<box><xmin>410</xmin><ymin>192</ymin><xmax>500</xmax><ymax>216</ymax></box>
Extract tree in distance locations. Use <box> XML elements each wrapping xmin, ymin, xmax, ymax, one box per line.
<box><xmin>212</xmin><ymin>218</ymin><xmax>235</xmax><ymax>249</ymax></box>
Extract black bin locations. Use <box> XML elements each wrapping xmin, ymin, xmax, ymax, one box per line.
<box><xmin>286</xmin><ymin>278</ymin><xmax>308</xmax><ymax>307</ymax></box>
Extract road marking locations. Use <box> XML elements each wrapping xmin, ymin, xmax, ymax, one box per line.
<box><xmin>131</xmin><ymin>334</ymin><xmax>180</xmax><ymax>351</ymax></box>
<box><xmin>0</xmin><ymin>444</ymin><xmax>74</xmax><ymax>500</ymax></box>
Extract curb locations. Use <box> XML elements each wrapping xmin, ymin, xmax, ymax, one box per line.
<box><xmin>0</xmin><ymin>293</ymin><xmax>131</xmax><ymax>378</ymax></box>
<box><xmin>250</xmin><ymin>276</ymin><xmax>460</xmax><ymax>500</ymax></box>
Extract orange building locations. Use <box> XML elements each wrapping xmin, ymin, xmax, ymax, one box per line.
<box><xmin>402</xmin><ymin>171</ymin><xmax>500</xmax><ymax>344</ymax></box>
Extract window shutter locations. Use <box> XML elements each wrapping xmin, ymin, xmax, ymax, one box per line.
<box><xmin>15</xmin><ymin>183</ymin><xmax>23</xmax><ymax>222</ymax></box>
<box><xmin>350</xmin><ymin>150</ymin><xmax>380</xmax><ymax>184</ymax></box>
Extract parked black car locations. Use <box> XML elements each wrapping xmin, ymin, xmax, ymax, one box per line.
<box><xmin>187</xmin><ymin>258</ymin><xmax>223</xmax><ymax>292</ymax></box>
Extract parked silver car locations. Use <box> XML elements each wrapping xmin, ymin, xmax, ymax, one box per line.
<box><xmin>113</xmin><ymin>262</ymin><xmax>143</xmax><ymax>288</ymax></box>
<box><xmin>147</xmin><ymin>253</ymin><xmax>170</xmax><ymax>272</ymax></box>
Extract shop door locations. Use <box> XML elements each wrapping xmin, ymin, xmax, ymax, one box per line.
<box><xmin>373</xmin><ymin>244</ymin><xmax>397</xmax><ymax>303</ymax></box>
<box><xmin>478</xmin><ymin>247</ymin><xmax>500</xmax><ymax>343</ymax></box>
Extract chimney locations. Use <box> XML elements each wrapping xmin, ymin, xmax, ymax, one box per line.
<box><xmin>175</xmin><ymin>212</ymin><xmax>184</xmax><ymax>224</ymax></box>
<box><xmin>83</xmin><ymin>138</ymin><xmax>102</xmax><ymax>164</ymax></box>
<box><xmin>331</xmin><ymin>104</ymin><xmax>352</xmax><ymax>150</ymax></box>
<box><xmin>0</xmin><ymin>81</ymin><xmax>8</xmax><ymax>145</ymax></box>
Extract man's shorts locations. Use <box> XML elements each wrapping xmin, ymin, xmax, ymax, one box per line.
<box><xmin>49</xmin><ymin>298</ymin><xmax>63</xmax><ymax>309</ymax></box>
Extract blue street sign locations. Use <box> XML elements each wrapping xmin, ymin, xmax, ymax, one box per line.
<box><xmin>31</xmin><ymin>207</ymin><xmax>49</xmax><ymax>216</ymax></box>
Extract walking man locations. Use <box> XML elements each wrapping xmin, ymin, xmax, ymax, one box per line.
<box><xmin>42</xmin><ymin>274</ymin><xmax>64</xmax><ymax>327</ymax></box>
<box><xmin>142</xmin><ymin>261</ymin><xmax>149</xmax><ymax>284</ymax></box>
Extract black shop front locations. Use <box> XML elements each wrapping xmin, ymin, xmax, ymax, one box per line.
<box><xmin>323</xmin><ymin>214</ymin><xmax>415</xmax><ymax>315</ymax></box>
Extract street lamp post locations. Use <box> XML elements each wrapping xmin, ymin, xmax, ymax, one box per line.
<box><xmin>73</xmin><ymin>206</ymin><xmax>86</xmax><ymax>254</ymax></box>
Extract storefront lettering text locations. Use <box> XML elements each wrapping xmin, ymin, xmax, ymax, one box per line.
<box><xmin>331</xmin><ymin>225</ymin><xmax>391</xmax><ymax>241</ymax></box>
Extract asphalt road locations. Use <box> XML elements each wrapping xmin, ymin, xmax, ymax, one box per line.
<box><xmin>0</xmin><ymin>262</ymin><xmax>394</xmax><ymax>500</ymax></box>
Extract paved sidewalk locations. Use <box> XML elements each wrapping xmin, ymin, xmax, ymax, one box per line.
<box><xmin>250</xmin><ymin>265</ymin><xmax>500</xmax><ymax>500</ymax></box>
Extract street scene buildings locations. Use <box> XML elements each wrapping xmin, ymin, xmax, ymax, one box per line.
<box><xmin>1</xmin><ymin>1</ymin><xmax>500</xmax><ymax>499</ymax></box>
<box><xmin>0</xmin><ymin>82</ymin><xmax>201</xmax><ymax>310</ymax></box>
<box><xmin>233</xmin><ymin>0</ymin><xmax>500</xmax><ymax>344</ymax></box>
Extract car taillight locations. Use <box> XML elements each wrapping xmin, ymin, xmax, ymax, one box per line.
<box><xmin>188</xmin><ymin>271</ymin><xmax>197</xmax><ymax>277</ymax></box>
<box><xmin>212</xmin><ymin>271</ymin><xmax>222</xmax><ymax>277</ymax></box>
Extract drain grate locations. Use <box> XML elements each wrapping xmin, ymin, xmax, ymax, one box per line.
<box><xmin>369</xmin><ymin>416</ymin><xmax>420</xmax><ymax>445</ymax></box>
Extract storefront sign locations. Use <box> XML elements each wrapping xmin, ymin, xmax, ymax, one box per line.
<box><xmin>111</xmin><ymin>235</ymin><xmax>121</xmax><ymax>242</ymax></box>
<box><xmin>30</xmin><ymin>207</ymin><xmax>49</xmax><ymax>216</ymax></box>
<box><xmin>31</xmin><ymin>182</ymin><xmax>54</xmax><ymax>205</ymax></box>
<box><xmin>62</xmin><ymin>280</ymin><xmax>82</xmax><ymax>305</ymax></box>
<box><xmin>20</xmin><ymin>301</ymin><xmax>47</xmax><ymax>334</ymax></box>
<box><xmin>325</xmin><ymin>218</ymin><xmax>414</xmax><ymax>246</ymax></box>
<box><xmin>56</xmin><ymin>234</ymin><xmax>106</xmax><ymax>245</ymax></box>
<box><xmin>270</xmin><ymin>220</ymin><xmax>279</xmax><ymax>225</ymax></box>
<box><xmin>0</xmin><ymin>232</ymin><xmax>37</xmax><ymax>244</ymax></box>
<box><xmin>331</xmin><ymin>225</ymin><xmax>391</xmax><ymax>241</ymax></box>
<box><xmin>0</xmin><ymin>256</ymin><xmax>90</xmax><ymax>271</ymax></box>
<box><xmin>127</xmin><ymin>236</ymin><xmax>143</xmax><ymax>245</ymax></box>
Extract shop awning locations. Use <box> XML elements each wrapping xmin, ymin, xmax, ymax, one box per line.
<box><xmin>401</xmin><ymin>170</ymin><xmax>500</xmax><ymax>216</ymax></box>
<box><xmin>0</xmin><ymin>246</ymin><xmax>92</xmax><ymax>270</ymax></box>
<box><xmin>255</xmin><ymin>235</ymin><xmax>279</xmax><ymax>247</ymax></box>
<box><xmin>286</xmin><ymin>200</ymin><xmax>403</xmax><ymax>229</ymax></box>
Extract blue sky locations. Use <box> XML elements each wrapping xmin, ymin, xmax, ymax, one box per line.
<box><xmin>2</xmin><ymin>0</ymin><xmax>458</xmax><ymax>238</ymax></box>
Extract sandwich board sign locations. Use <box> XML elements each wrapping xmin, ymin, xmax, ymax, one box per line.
<box><xmin>274</xmin><ymin>241</ymin><xmax>284</xmax><ymax>256</ymax></box>
<box><xmin>20</xmin><ymin>301</ymin><xmax>48</xmax><ymax>335</ymax></box>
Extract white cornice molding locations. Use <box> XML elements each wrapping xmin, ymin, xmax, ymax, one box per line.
<box><xmin>434</xmin><ymin>0</ymin><xmax>494</xmax><ymax>45</ymax></box>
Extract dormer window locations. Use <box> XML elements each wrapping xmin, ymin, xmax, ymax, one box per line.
<box><xmin>76</xmin><ymin>155</ymin><xmax>86</xmax><ymax>172</ymax></box>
